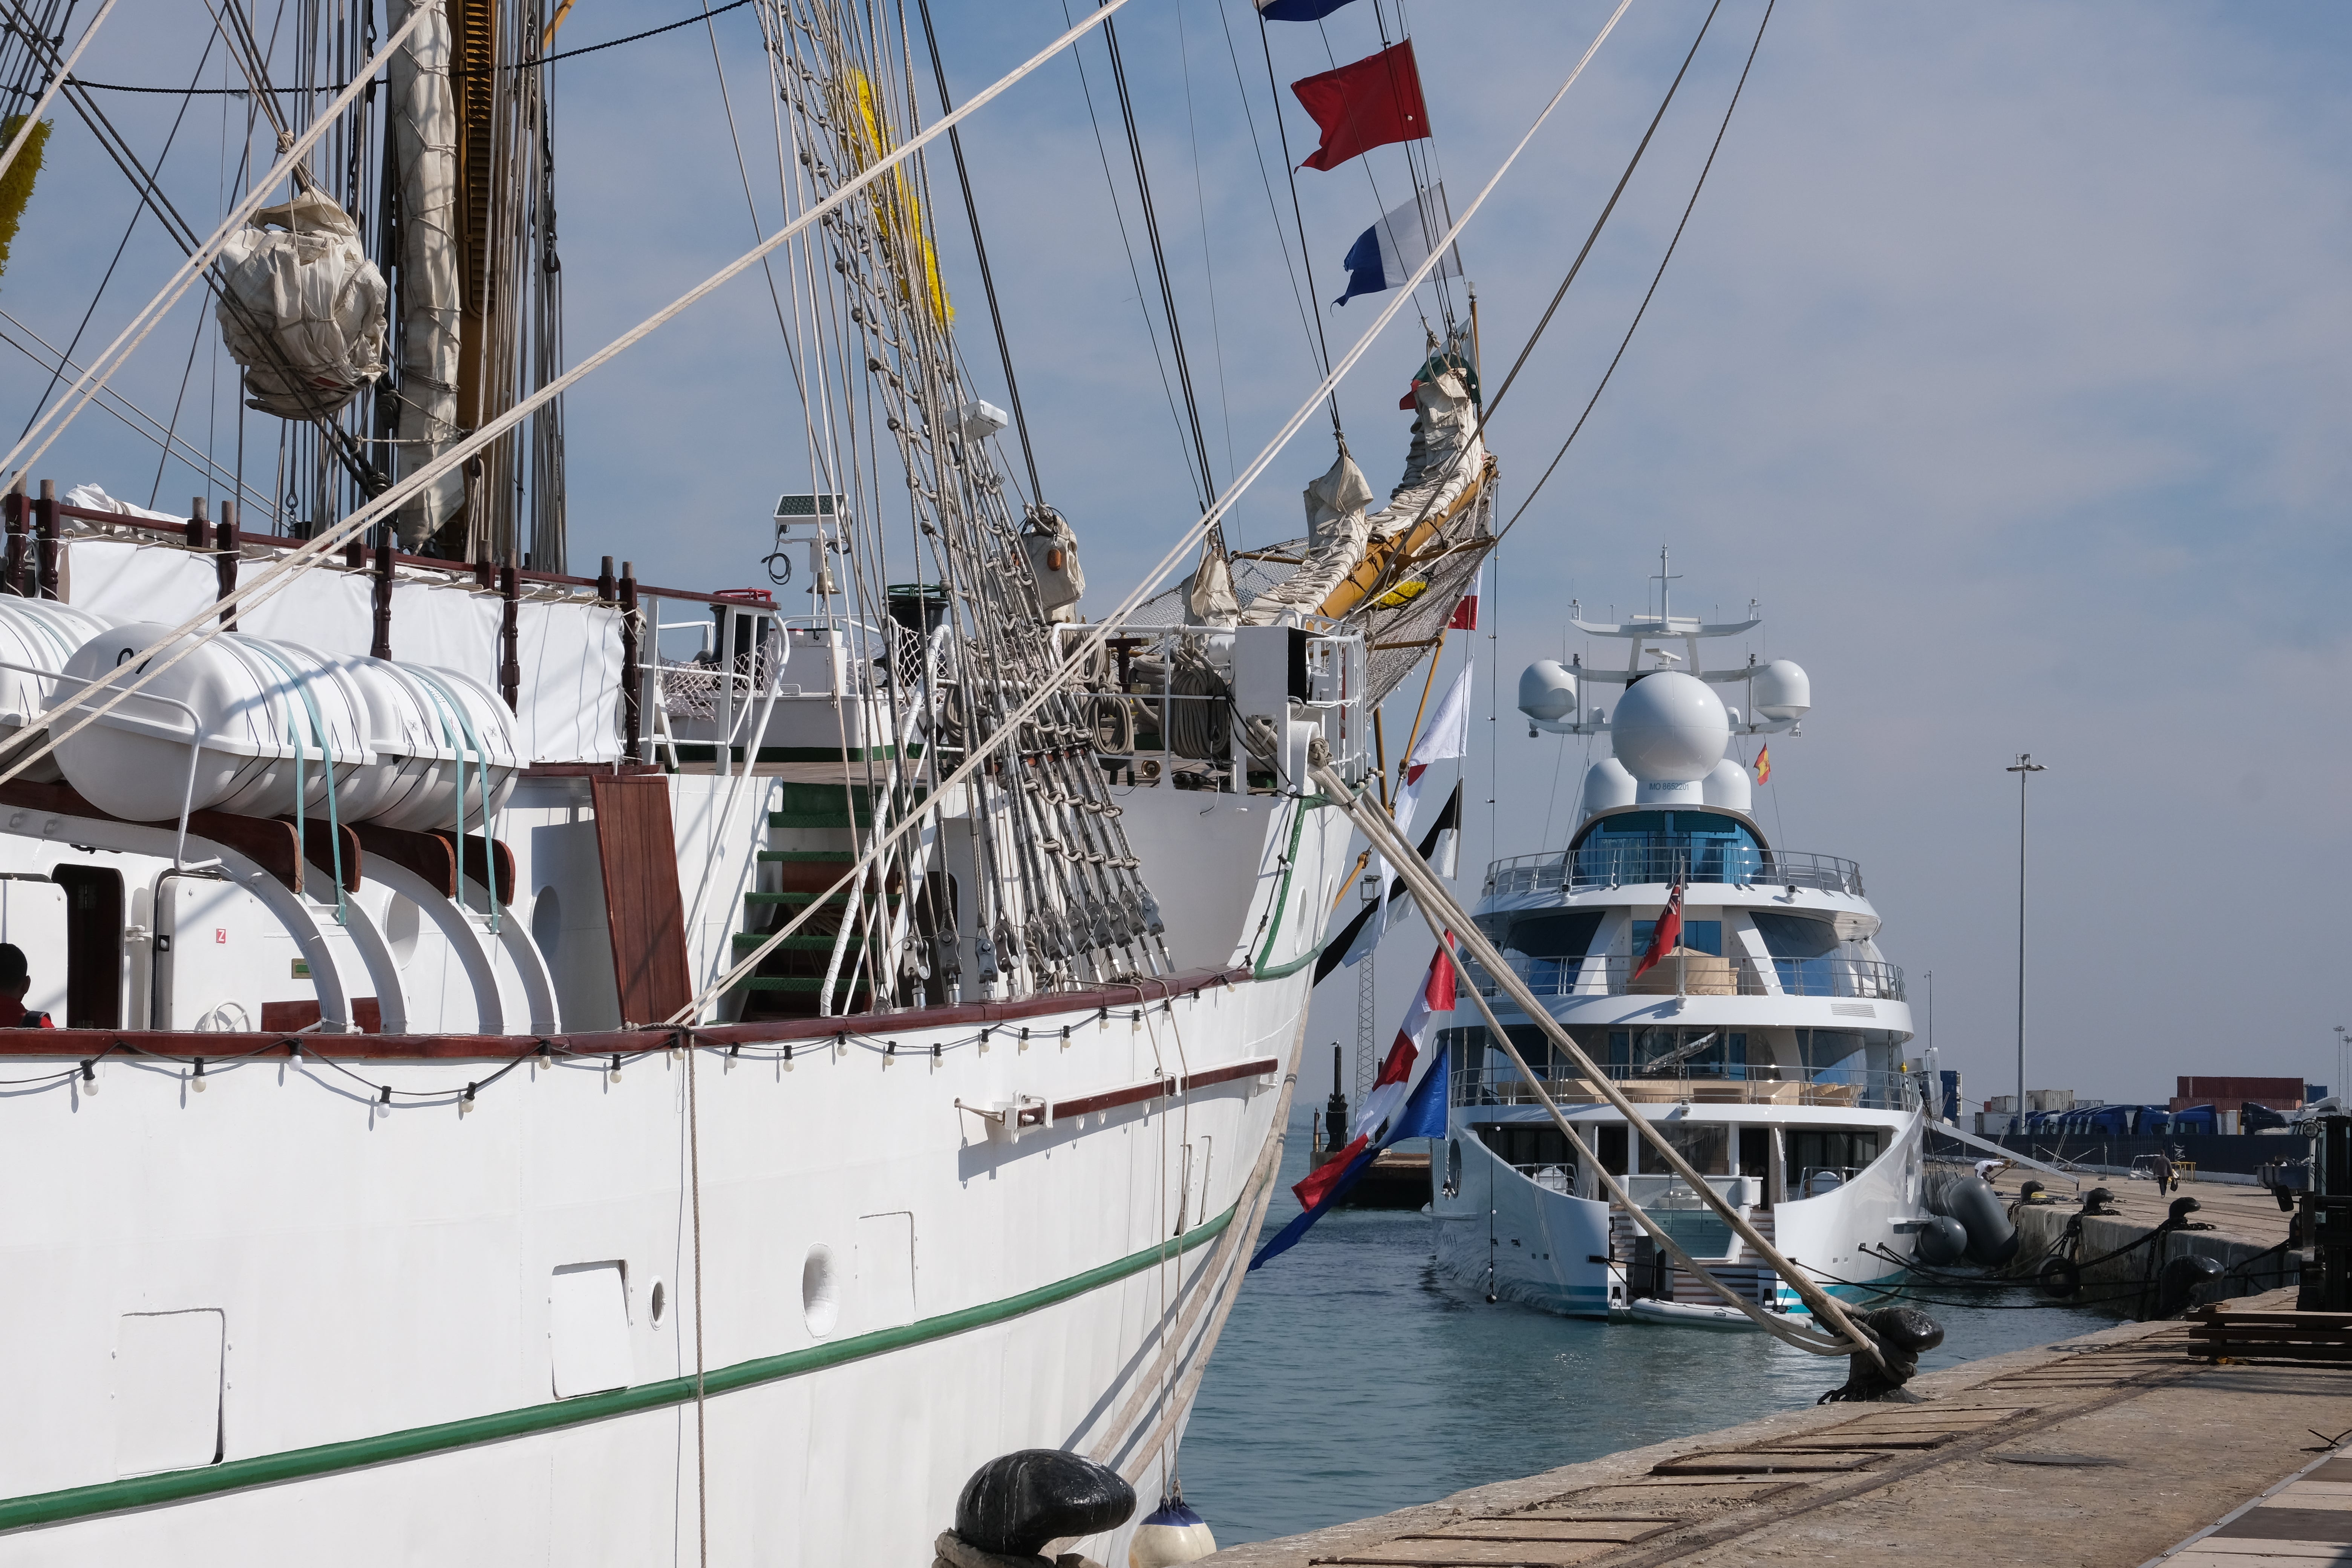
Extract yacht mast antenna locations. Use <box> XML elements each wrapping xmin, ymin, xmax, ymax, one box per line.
<box><xmin>1652</xmin><ymin>545</ymin><xmax>1680</xmax><ymax>626</ymax></box>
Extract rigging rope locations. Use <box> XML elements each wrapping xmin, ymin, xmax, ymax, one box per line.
<box><xmin>68</xmin><ymin>0</ymin><xmax>757</xmax><ymax>95</ymax></box>
<box><xmin>1254</xmin><ymin>13</ymin><xmax>1340</xmax><ymax>433</ymax></box>
<box><xmin>1097</xmin><ymin>2</ymin><xmax>1222</xmax><ymax>519</ymax></box>
<box><xmin>1476</xmin><ymin>0</ymin><xmax>1727</xmax><ymax>425</ymax></box>
<box><xmin>5</xmin><ymin>0</ymin><xmax>1641</xmax><ymax>1029</ymax></box>
<box><xmin>1495</xmin><ymin>0</ymin><xmax>1776</xmax><ymax>543</ymax></box>
<box><xmin>0</xmin><ymin>0</ymin><xmax>113</xmax><ymax>182</ymax></box>
<box><xmin>913</xmin><ymin>0</ymin><xmax>1043</xmax><ymax>506</ymax></box>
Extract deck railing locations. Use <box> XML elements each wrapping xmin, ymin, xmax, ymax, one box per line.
<box><xmin>1449</xmin><ymin>1061</ymin><xmax>1919</xmax><ymax>1112</ymax></box>
<box><xmin>1463</xmin><ymin>951</ymin><xmax>1905</xmax><ymax>1003</ymax></box>
<box><xmin>1483</xmin><ymin>846</ymin><xmax>1864</xmax><ymax>898</ymax></box>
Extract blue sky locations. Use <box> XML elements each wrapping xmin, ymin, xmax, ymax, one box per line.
<box><xmin>10</xmin><ymin>1</ymin><xmax>2350</xmax><ymax>1102</ymax></box>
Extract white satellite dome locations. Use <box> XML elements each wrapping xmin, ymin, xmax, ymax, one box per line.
<box><xmin>1516</xmin><ymin>659</ymin><xmax>1577</xmax><ymax>726</ymax></box>
<box><xmin>1751</xmin><ymin>658</ymin><xmax>1810</xmax><ymax>721</ymax></box>
<box><xmin>1702</xmin><ymin>757</ymin><xmax>1752</xmax><ymax>813</ymax></box>
<box><xmin>1581</xmin><ymin>756</ymin><xmax>1636</xmax><ymax>815</ymax></box>
<box><xmin>1608</xmin><ymin>670</ymin><xmax>1730</xmax><ymax>783</ymax></box>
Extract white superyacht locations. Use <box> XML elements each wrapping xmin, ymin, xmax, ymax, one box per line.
<box><xmin>1432</xmin><ymin>566</ymin><xmax>1931</xmax><ymax>1324</ymax></box>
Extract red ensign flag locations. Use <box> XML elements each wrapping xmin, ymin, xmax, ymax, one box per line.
<box><xmin>1291</xmin><ymin>41</ymin><xmax>1431</xmax><ymax>172</ymax></box>
<box><xmin>1630</xmin><ymin>883</ymin><xmax>1684</xmax><ymax>983</ymax></box>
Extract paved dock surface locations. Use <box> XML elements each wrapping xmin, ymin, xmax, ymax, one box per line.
<box><xmin>1202</xmin><ymin>1288</ymin><xmax>2350</xmax><ymax>1568</ymax></box>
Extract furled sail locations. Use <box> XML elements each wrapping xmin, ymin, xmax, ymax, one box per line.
<box><xmin>1368</xmin><ymin>351</ymin><xmax>1482</xmax><ymax>539</ymax></box>
<box><xmin>1240</xmin><ymin>446</ymin><xmax>1375</xmax><ymax>625</ymax></box>
<box><xmin>386</xmin><ymin>0</ymin><xmax>465</xmax><ymax>549</ymax></box>
<box><xmin>214</xmin><ymin>188</ymin><xmax>388</xmax><ymax>421</ymax></box>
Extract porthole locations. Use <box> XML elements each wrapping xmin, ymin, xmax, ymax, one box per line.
<box><xmin>648</xmin><ymin>1279</ymin><xmax>667</xmax><ymax>1326</ymax></box>
<box><xmin>801</xmin><ymin>1245</ymin><xmax>840</xmax><ymax>1337</ymax></box>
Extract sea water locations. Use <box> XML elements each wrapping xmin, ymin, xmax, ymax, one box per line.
<box><xmin>1181</xmin><ymin>1104</ymin><xmax>2116</xmax><ymax>1547</ymax></box>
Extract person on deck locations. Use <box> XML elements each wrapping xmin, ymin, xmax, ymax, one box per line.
<box><xmin>0</xmin><ymin>944</ymin><xmax>51</xmax><ymax>1028</ymax></box>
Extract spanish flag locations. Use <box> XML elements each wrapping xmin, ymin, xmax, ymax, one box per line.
<box><xmin>1754</xmin><ymin>745</ymin><xmax>1772</xmax><ymax>784</ymax></box>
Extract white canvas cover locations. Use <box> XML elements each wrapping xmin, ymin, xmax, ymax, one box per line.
<box><xmin>386</xmin><ymin>0</ymin><xmax>464</xmax><ymax>548</ymax></box>
<box><xmin>1368</xmin><ymin>365</ymin><xmax>1483</xmax><ymax>540</ymax></box>
<box><xmin>514</xmin><ymin>599</ymin><xmax>622</xmax><ymax>764</ymax></box>
<box><xmin>215</xmin><ymin>189</ymin><xmax>389</xmax><ymax>421</ymax></box>
<box><xmin>1241</xmin><ymin>446</ymin><xmax>1375</xmax><ymax>625</ymax></box>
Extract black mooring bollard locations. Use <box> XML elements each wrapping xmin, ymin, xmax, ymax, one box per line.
<box><xmin>936</xmin><ymin>1449</ymin><xmax>1136</xmax><ymax>1567</ymax></box>
<box><xmin>1820</xmin><ymin>1306</ymin><xmax>1946</xmax><ymax>1403</ymax></box>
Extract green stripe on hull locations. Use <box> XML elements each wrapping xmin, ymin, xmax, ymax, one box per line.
<box><xmin>0</xmin><ymin>1200</ymin><xmax>1241</xmax><ymax>1533</ymax></box>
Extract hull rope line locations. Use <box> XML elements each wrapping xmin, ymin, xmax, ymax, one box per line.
<box><xmin>1307</xmin><ymin>743</ymin><xmax>1886</xmax><ymax>1367</ymax></box>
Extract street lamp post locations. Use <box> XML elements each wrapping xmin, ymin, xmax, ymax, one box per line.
<box><xmin>2007</xmin><ymin>754</ymin><xmax>2047</xmax><ymax>1136</ymax></box>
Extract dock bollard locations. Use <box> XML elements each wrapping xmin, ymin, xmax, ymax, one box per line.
<box><xmin>1819</xmin><ymin>1307</ymin><xmax>1945</xmax><ymax>1404</ymax></box>
<box><xmin>936</xmin><ymin>1449</ymin><xmax>1135</xmax><ymax>1568</ymax></box>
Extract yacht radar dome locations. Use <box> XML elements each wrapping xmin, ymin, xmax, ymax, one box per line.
<box><xmin>1582</xmin><ymin>756</ymin><xmax>1637</xmax><ymax>815</ymax></box>
<box><xmin>1608</xmin><ymin>670</ymin><xmax>1729</xmax><ymax>784</ymax></box>
<box><xmin>1750</xmin><ymin>658</ymin><xmax>1811</xmax><ymax>722</ymax></box>
<box><xmin>1517</xmin><ymin>659</ymin><xmax>1578</xmax><ymax>732</ymax></box>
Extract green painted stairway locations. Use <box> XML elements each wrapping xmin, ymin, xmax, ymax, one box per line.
<box><xmin>733</xmin><ymin>781</ymin><xmax>879</xmax><ymax>1020</ymax></box>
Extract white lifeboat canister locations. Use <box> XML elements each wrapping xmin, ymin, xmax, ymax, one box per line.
<box><xmin>332</xmin><ymin>658</ymin><xmax>517</xmax><ymax>833</ymax></box>
<box><xmin>52</xmin><ymin>624</ymin><xmax>374</xmax><ymax>824</ymax></box>
<box><xmin>0</xmin><ymin>599</ymin><xmax>114</xmax><ymax>782</ymax></box>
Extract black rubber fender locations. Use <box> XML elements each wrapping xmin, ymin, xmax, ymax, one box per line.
<box><xmin>2037</xmin><ymin>1256</ymin><xmax>2081</xmax><ymax>1299</ymax></box>
<box><xmin>1946</xmin><ymin>1176</ymin><xmax>2020</xmax><ymax>1266</ymax></box>
<box><xmin>1913</xmin><ymin>1214</ymin><xmax>1968</xmax><ymax>1267</ymax></box>
<box><xmin>2155</xmin><ymin>1254</ymin><xmax>2224</xmax><ymax>1318</ymax></box>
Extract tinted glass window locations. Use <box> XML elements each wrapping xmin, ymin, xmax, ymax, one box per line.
<box><xmin>1632</xmin><ymin>918</ymin><xmax>1722</xmax><ymax>957</ymax></box>
<box><xmin>1499</xmin><ymin>909</ymin><xmax>1604</xmax><ymax>959</ymax></box>
<box><xmin>1749</xmin><ymin>912</ymin><xmax>1837</xmax><ymax>958</ymax></box>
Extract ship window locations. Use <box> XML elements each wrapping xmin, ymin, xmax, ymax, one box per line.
<box><xmin>1568</xmin><ymin>811</ymin><xmax>1764</xmax><ymax>887</ymax></box>
<box><xmin>1738</xmin><ymin>1126</ymin><xmax>1769</xmax><ymax>1182</ymax></box>
<box><xmin>1598</xmin><ymin>1124</ymin><xmax>1628</xmax><ymax>1176</ymax></box>
<box><xmin>1639</xmin><ymin>1122</ymin><xmax>1728</xmax><ymax>1176</ymax></box>
<box><xmin>1631</xmin><ymin>918</ymin><xmax>1721</xmax><ymax>957</ymax></box>
<box><xmin>1796</xmin><ymin>1029</ymin><xmax>1866</xmax><ymax>1082</ymax></box>
<box><xmin>1476</xmin><ymin>908</ymin><xmax>1602</xmax><ymax>959</ymax></box>
<box><xmin>1621</xmin><ymin>1027</ymin><xmax>1744</xmax><ymax>1079</ymax></box>
<box><xmin>1752</xmin><ymin>912</ymin><xmax>1837</xmax><ymax>994</ymax></box>
<box><xmin>1788</xmin><ymin>1129</ymin><xmax>1884</xmax><ymax>1186</ymax></box>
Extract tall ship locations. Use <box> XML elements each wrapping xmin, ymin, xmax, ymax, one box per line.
<box><xmin>1433</xmin><ymin>564</ymin><xmax>1932</xmax><ymax>1323</ymax></box>
<box><xmin>0</xmin><ymin>0</ymin><xmax>1526</xmax><ymax>1558</ymax></box>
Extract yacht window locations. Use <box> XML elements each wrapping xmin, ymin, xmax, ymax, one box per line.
<box><xmin>1751</xmin><ymin>912</ymin><xmax>1838</xmax><ymax>994</ymax></box>
<box><xmin>1615</xmin><ymin>1027</ymin><xmax>1744</xmax><ymax>1079</ymax></box>
<box><xmin>1748</xmin><ymin>912</ymin><xmax>1838</xmax><ymax>958</ymax></box>
<box><xmin>1796</xmin><ymin>1029</ymin><xmax>1866</xmax><ymax>1083</ymax></box>
<box><xmin>1788</xmin><ymin>1128</ymin><xmax>1883</xmax><ymax>1187</ymax></box>
<box><xmin>1598</xmin><ymin>1124</ymin><xmax>1628</xmax><ymax>1176</ymax></box>
<box><xmin>1738</xmin><ymin>1126</ymin><xmax>1769</xmax><ymax>1182</ymax></box>
<box><xmin>1491</xmin><ymin>909</ymin><xmax>1603</xmax><ymax>959</ymax></box>
<box><xmin>1638</xmin><ymin>1122</ymin><xmax>1727</xmax><ymax>1176</ymax></box>
<box><xmin>1570</xmin><ymin>810</ymin><xmax>1764</xmax><ymax>887</ymax></box>
<box><xmin>1631</xmin><ymin>918</ymin><xmax>1721</xmax><ymax>957</ymax></box>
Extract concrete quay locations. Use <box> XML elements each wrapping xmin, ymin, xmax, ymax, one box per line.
<box><xmin>1200</xmin><ymin>1288</ymin><xmax>2352</xmax><ymax>1568</ymax></box>
<box><xmin>1997</xmin><ymin>1172</ymin><xmax>2299</xmax><ymax>1306</ymax></box>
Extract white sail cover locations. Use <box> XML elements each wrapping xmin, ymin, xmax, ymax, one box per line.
<box><xmin>1241</xmin><ymin>446</ymin><xmax>1375</xmax><ymax>625</ymax></box>
<box><xmin>387</xmin><ymin>0</ymin><xmax>465</xmax><ymax>548</ymax></box>
<box><xmin>1368</xmin><ymin>363</ymin><xmax>1483</xmax><ymax>539</ymax></box>
<box><xmin>214</xmin><ymin>188</ymin><xmax>388</xmax><ymax>421</ymax></box>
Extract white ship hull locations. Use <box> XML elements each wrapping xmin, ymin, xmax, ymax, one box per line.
<box><xmin>1433</xmin><ymin>1105</ymin><xmax>1928</xmax><ymax>1320</ymax></box>
<box><xmin>0</xmin><ymin>721</ymin><xmax>1360</xmax><ymax>1562</ymax></box>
